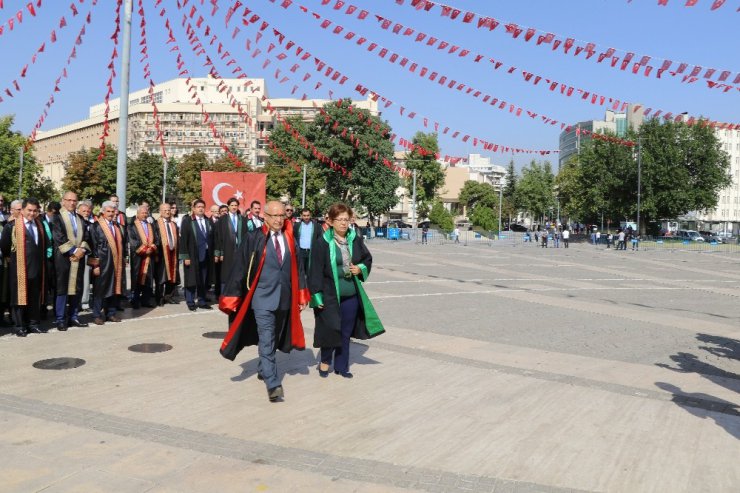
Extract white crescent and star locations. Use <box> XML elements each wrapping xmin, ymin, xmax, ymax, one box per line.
<box><xmin>212</xmin><ymin>182</ymin><xmax>244</xmax><ymax>205</ymax></box>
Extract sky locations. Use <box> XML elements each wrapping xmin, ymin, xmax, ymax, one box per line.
<box><xmin>0</xmin><ymin>0</ymin><xmax>738</xmax><ymax>171</ymax></box>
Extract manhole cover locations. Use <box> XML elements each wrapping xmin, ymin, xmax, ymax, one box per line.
<box><xmin>128</xmin><ymin>343</ymin><xmax>172</xmax><ymax>353</ymax></box>
<box><xmin>202</xmin><ymin>331</ymin><xmax>227</xmax><ymax>339</ymax></box>
<box><xmin>33</xmin><ymin>357</ymin><xmax>86</xmax><ymax>370</ymax></box>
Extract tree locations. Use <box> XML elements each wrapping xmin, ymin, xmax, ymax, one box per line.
<box><xmin>637</xmin><ymin>119</ymin><xmax>730</xmax><ymax>228</ymax></box>
<box><xmin>267</xmin><ymin>99</ymin><xmax>399</xmax><ymax>220</ymax></box>
<box><xmin>516</xmin><ymin>160</ymin><xmax>556</xmax><ymax>222</ymax></box>
<box><xmin>458</xmin><ymin>180</ymin><xmax>500</xmax><ymax>232</ymax></box>
<box><xmin>501</xmin><ymin>159</ymin><xmax>518</xmax><ymax>223</ymax></box>
<box><xmin>428</xmin><ymin>200</ymin><xmax>454</xmax><ymax>231</ymax></box>
<box><xmin>1</xmin><ymin>115</ymin><xmax>57</xmax><ymax>203</ymax></box>
<box><xmin>128</xmin><ymin>152</ymin><xmax>168</xmax><ymax>207</ymax></box>
<box><xmin>175</xmin><ymin>150</ymin><xmax>209</xmax><ymax>206</ymax></box>
<box><xmin>458</xmin><ymin>180</ymin><xmax>498</xmax><ymax>210</ymax></box>
<box><xmin>266</xmin><ymin>115</ymin><xmax>328</xmax><ymax>212</ymax></box>
<box><xmin>404</xmin><ymin>132</ymin><xmax>444</xmax><ymax>219</ymax></box>
<box><xmin>555</xmin><ymin>120</ymin><xmax>731</xmax><ymax>232</ymax></box>
<box><xmin>62</xmin><ymin>144</ymin><xmax>118</xmax><ymax>205</ymax></box>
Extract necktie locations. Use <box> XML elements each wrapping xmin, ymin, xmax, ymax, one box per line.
<box><xmin>231</xmin><ymin>214</ymin><xmax>237</xmax><ymax>234</ymax></box>
<box><xmin>142</xmin><ymin>221</ymin><xmax>149</xmax><ymax>237</ymax></box>
<box><xmin>199</xmin><ymin>219</ymin><xmax>206</xmax><ymax>236</ymax></box>
<box><xmin>109</xmin><ymin>221</ymin><xmax>116</xmax><ymax>239</ymax></box>
<box><xmin>274</xmin><ymin>232</ymin><xmax>282</xmax><ymax>265</ymax></box>
<box><xmin>70</xmin><ymin>213</ymin><xmax>78</xmax><ymax>236</ymax></box>
<box><xmin>166</xmin><ymin>220</ymin><xmax>174</xmax><ymax>250</ymax></box>
<box><xmin>26</xmin><ymin>221</ymin><xmax>37</xmax><ymax>245</ymax></box>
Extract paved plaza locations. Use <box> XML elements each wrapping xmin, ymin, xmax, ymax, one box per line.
<box><xmin>1</xmin><ymin>240</ymin><xmax>738</xmax><ymax>492</ymax></box>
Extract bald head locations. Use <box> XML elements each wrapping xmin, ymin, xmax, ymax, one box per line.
<box><xmin>263</xmin><ymin>200</ymin><xmax>285</xmax><ymax>233</ymax></box>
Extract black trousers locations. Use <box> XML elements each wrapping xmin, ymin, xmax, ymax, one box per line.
<box><xmin>12</xmin><ymin>276</ymin><xmax>41</xmax><ymax>327</ymax></box>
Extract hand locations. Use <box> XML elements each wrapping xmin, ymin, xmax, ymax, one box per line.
<box><xmin>349</xmin><ymin>264</ymin><xmax>361</xmax><ymax>276</ymax></box>
<box><xmin>317</xmin><ymin>304</ymin><xmax>324</xmax><ymax>310</ymax></box>
<box><xmin>214</xmin><ymin>256</ymin><xmax>220</xmax><ymax>263</ymax></box>
<box><xmin>299</xmin><ymin>303</ymin><xmax>307</xmax><ymax>311</ymax></box>
<box><xmin>73</xmin><ymin>249</ymin><xmax>85</xmax><ymax>260</ymax></box>
<box><xmin>92</xmin><ymin>267</ymin><xmax>100</xmax><ymax>276</ymax></box>
<box><xmin>219</xmin><ymin>256</ymin><xmax>224</xmax><ymax>262</ymax></box>
<box><xmin>184</xmin><ymin>259</ymin><xmax>191</xmax><ymax>266</ymax></box>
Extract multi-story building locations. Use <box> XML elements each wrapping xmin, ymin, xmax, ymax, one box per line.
<box><xmin>694</xmin><ymin>128</ymin><xmax>740</xmax><ymax>234</ymax></box>
<box><xmin>558</xmin><ymin>104</ymin><xmax>644</xmax><ymax>169</ymax></box>
<box><xmin>33</xmin><ymin>76</ymin><xmax>378</xmax><ymax>184</ymax></box>
<box><xmin>438</xmin><ymin>154</ymin><xmax>506</xmax><ymax>220</ymax></box>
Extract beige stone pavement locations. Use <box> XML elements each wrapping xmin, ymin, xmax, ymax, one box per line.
<box><xmin>0</xmin><ymin>307</ymin><xmax>740</xmax><ymax>492</ymax></box>
<box><xmin>1</xmin><ymin>298</ymin><xmax>738</xmax><ymax>492</ymax></box>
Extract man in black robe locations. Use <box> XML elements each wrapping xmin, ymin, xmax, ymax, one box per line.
<box><xmin>180</xmin><ymin>198</ymin><xmax>214</xmax><ymax>311</ymax></box>
<box><xmin>219</xmin><ymin>201</ymin><xmax>310</xmax><ymax>402</ymax></box>
<box><xmin>214</xmin><ymin>197</ymin><xmax>247</xmax><ymax>295</ymax></box>
<box><xmin>0</xmin><ymin>198</ymin><xmax>49</xmax><ymax>337</ymax></box>
<box><xmin>89</xmin><ymin>201</ymin><xmax>125</xmax><ymax>325</ymax></box>
<box><xmin>154</xmin><ymin>203</ymin><xmax>180</xmax><ymax>306</ymax></box>
<box><xmin>51</xmin><ymin>191</ymin><xmax>90</xmax><ymax>331</ymax></box>
<box><xmin>127</xmin><ymin>204</ymin><xmax>159</xmax><ymax>309</ymax></box>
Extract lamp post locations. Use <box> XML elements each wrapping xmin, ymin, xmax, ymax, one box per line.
<box><xmin>636</xmin><ymin>136</ymin><xmax>642</xmax><ymax>236</ymax></box>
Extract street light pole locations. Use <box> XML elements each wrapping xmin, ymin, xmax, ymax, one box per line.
<box><xmin>17</xmin><ymin>147</ymin><xmax>24</xmax><ymax>199</ymax></box>
<box><xmin>637</xmin><ymin>137</ymin><xmax>642</xmax><ymax>236</ymax></box>
<box><xmin>301</xmin><ymin>160</ymin><xmax>307</xmax><ymax>208</ymax></box>
<box><xmin>497</xmin><ymin>181</ymin><xmax>502</xmax><ymax>235</ymax></box>
<box><xmin>116</xmin><ymin>0</ymin><xmax>133</xmax><ymax>211</ymax></box>
<box><xmin>411</xmin><ymin>169</ymin><xmax>417</xmax><ymax>228</ymax></box>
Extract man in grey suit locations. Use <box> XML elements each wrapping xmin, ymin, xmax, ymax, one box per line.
<box><xmin>219</xmin><ymin>201</ymin><xmax>310</xmax><ymax>402</ymax></box>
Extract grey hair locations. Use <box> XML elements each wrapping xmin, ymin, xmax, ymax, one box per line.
<box><xmin>101</xmin><ymin>200</ymin><xmax>116</xmax><ymax>210</ymax></box>
<box><xmin>78</xmin><ymin>200</ymin><xmax>93</xmax><ymax>208</ymax></box>
<box><xmin>10</xmin><ymin>199</ymin><xmax>22</xmax><ymax>208</ymax></box>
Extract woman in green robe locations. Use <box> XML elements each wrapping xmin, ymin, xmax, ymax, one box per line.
<box><xmin>309</xmin><ymin>203</ymin><xmax>384</xmax><ymax>378</ymax></box>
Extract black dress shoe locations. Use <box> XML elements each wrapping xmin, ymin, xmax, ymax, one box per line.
<box><xmin>268</xmin><ymin>385</ymin><xmax>284</xmax><ymax>402</ymax></box>
<box><xmin>318</xmin><ymin>364</ymin><xmax>330</xmax><ymax>378</ymax></box>
<box><xmin>187</xmin><ymin>305</ymin><xmax>197</xmax><ymax>311</ymax></box>
<box><xmin>334</xmin><ymin>370</ymin><xmax>353</xmax><ymax>379</ymax></box>
<box><xmin>56</xmin><ymin>322</ymin><xmax>68</xmax><ymax>332</ymax></box>
<box><xmin>142</xmin><ymin>302</ymin><xmax>156</xmax><ymax>308</ymax></box>
<box><xmin>257</xmin><ymin>373</ymin><xmax>264</xmax><ymax>381</ymax></box>
<box><xmin>167</xmin><ymin>299</ymin><xmax>180</xmax><ymax>305</ymax></box>
<box><xmin>27</xmin><ymin>325</ymin><xmax>47</xmax><ymax>334</ymax></box>
<box><xmin>131</xmin><ymin>301</ymin><xmax>141</xmax><ymax>309</ymax></box>
<box><xmin>69</xmin><ymin>319</ymin><xmax>88</xmax><ymax>328</ymax></box>
<box><xmin>12</xmin><ymin>327</ymin><xmax>27</xmax><ymax>337</ymax></box>
<box><xmin>198</xmin><ymin>304</ymin><xmax>213</xmax><ymax>310</ymax></box>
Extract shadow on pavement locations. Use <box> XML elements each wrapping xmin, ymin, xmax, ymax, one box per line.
<box><xmin>655</xmin><ymin>382</ymin><xmax>739</xmax><ymax>439</ymax></box>
<box><xmin>231</xmin><ymin>343</ymin><xmax>380</xmax><ymax>382</ymax></box>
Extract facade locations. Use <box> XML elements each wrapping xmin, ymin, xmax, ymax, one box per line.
<box><xmin>438</xmin><ymin>154</ymin><xmax>506</xmax><ymax>220</ymax></box>
<box><xmin>33</xmin><ymin>76</ymin><xmax>378</xmax><ymax>185</ymax></box>
<box><xmin>693</xmin><ymin>128</ymin><xmax>740</xmax><ymax>234</ymax></box>
<box><xmin>558</xmin><ymin>104</ymin><xmax>644</xmax><ymax>169</ymax></box>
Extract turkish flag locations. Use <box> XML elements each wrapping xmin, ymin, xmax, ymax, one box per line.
<box><xmin>201</xmin><ymin>171</ymin><xmax>266</xmax><ymax>209</ymax></box>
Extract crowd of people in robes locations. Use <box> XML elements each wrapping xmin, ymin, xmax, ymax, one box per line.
<box><xmin>1</xmin><ymin>193</ymin><xmax>385</xmax><ymax>402</ymax></box>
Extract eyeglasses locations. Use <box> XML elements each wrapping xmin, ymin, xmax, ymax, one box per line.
<box><xmin>265</xmin><ymin>212</ymin><xmax>286</xmax><ymax>219</ymax></box>
<box><xmin>333</xmin><ymin>218</ymin><xmax>351</xmax><ymax>223</ymax></box>
<box><xmin>285</xmin><ymin>209</ymin><xmax>294</xmax><ymax>212</ymax></box>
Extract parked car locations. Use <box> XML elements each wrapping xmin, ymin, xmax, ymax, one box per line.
<box><xmin>699</xmin><ymin>231</ymin><xmax>724</xmax><ymax>243</ymax></box>
<box><xmin>677</xmin><ymin>230</ymin><xmax>705</xmax><ymax>242</ymax></box>
<box><xmin>382</xmin><ymin>220</ymin><xmax>412</xmax><ymax>229</ymax></box>
<box><xmin>507</xmin><ymin>224</ymin><xmax>528</xmax><ymax>232</ymax></box>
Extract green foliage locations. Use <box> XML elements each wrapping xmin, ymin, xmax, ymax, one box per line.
<box><xmin>175</xmin><ymin>150</ymin><xmax>209</xmax><ymax>206</ymax></box>
<box><xmin>0</xmin><ymin>115</ymin><xmax>57</xmax><ymax>203</ymax></box>
<box><xmin>458</xmin><ymin>180</ymin><xmax>500</xmax><ymax>231</ymax></box>
<box><xmin>516</xmin><ymin>160</ymin><xmax>556</xmax><ymax>220</ymax></box>
<box><xmin>404</xmin><ymin>132</ymin><xmax>444</xmax><ymax>218</ymax></box>
<box><xmin>62</xmin><ymin>144</ymin><xmax>118</xmax><ymax>205</ymax></box>
<box><xmin>458</xmin><ymin>180</ymin><xmax>499</xmax><ymax>210</ymax></box>
<box><xmin>266</xmin><ymin>116</ymin><xmax>327</xmax><ymax>212</ymax></box>
<box><xmin>128</xmin><ymin>152</ymin><xmax>166</xmax><ymax>206</ymax></box>
<box><xmin>428</xmin><ymin>200</ymin><xmax>454</xmax><ymax>231</ymax></box>
<box><xmin>469</xmin><ymin>205</ymin><xmax>498</xmax><ymax>232</ymax></box>
<box><xmin>267</xmin><ymin>99</ymin><xmax>399</xmax><ymax>219</ymax></box>
<box><xmin>555</xmin><ymin>120</ymin><xmax>731</xmax><ymax>231</ymax></box>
